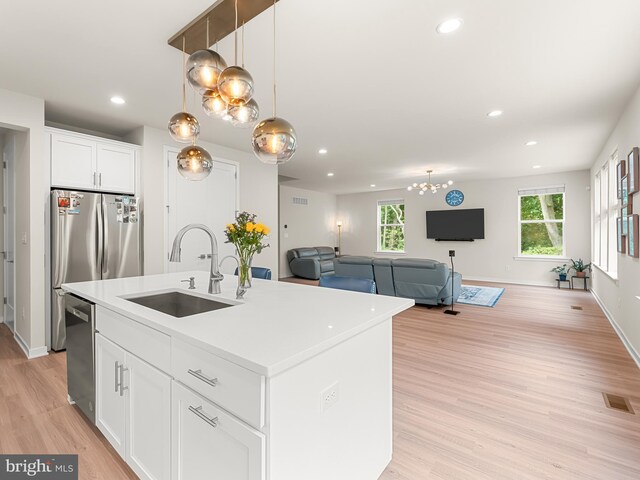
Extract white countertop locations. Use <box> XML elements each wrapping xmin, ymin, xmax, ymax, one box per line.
<box><xmin>63</xmin><ymin>272</ymin><xmax>414</xmax><ymax>376</ymax></box>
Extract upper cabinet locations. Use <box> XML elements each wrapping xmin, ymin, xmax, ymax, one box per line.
<box><xmin>49</xmin><ymin>129</ymin><xmax>138</xmax><ymax>194</ymax></box>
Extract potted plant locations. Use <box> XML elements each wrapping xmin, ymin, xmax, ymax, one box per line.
<box><xmin>570</xmin><ymin>258</ymin><xmax>591</xmax><ymax>278</ymax></box>
<box><xmin>551</xmin><ymin>264</ymin><xmax>569</xmax><ymax>281</ymax></box>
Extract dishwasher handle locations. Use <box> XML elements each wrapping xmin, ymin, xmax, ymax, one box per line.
<box><xmin>66</xmin><ymin>305</ymin><xmax>89</xmax><ymax>322</ymax></box>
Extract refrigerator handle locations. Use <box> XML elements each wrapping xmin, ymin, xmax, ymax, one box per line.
<box><xmin>101</xmin><ymin>196</ymin><xmax>109</xmax><ymax>277</ymax></box>
<box><xmin>97</xmin><ymin>197</ymin><xmax>104</xmax><ymax>275</ymax></box>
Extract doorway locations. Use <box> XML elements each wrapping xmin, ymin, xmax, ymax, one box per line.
<box><xmin>1</xmin><ymin>129</ymin><xmax>16</xmax><ymax>334</ymax></box>
<box><xmin>165</xmin><ymin>147</ymin><xmax>239</xmax><ymax>275</ymax></box>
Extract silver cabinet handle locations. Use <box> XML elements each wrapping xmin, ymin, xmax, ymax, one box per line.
<box><xmin>187</xmin><ymin>368</ymin><xmax>218</xmax><ymax>387</ymax></box>
<box><xmin>119</xmin><ymin>364</ymin><xmax>129</xmax><ymax>397</ymax></box>
<box><xmin>93</xmin><ymin>172</ymin><xmax>98</xmax><ymax>187</ymax></box>
<box><xmin>98</xmin><ymin>172</ymin><xmax>102</xmax><ymax>187</ymax></box>
<box><xmin>114</xmin><ymin>361</ymin><xmax>120</xmax><ymax>393</ymax></box>
<box><xmin>189</xmin><ymin>405</ymin><xmax>218</xmax><ymax>428</ymax></box>
<box><xmin>197</xmin><ymin>254</ymin><xmax>213</xmax><ymax>259</ymax></box>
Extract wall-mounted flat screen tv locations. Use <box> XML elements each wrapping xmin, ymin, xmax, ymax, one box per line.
<box><xmin>426</xmin><ymin>208</ymin><xmax>485</xmax><ymax>241</ymax></box>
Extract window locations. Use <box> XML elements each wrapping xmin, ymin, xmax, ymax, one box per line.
<box><xmin>377</xmin><ymin>200</ymin><xmax>405</xmax><ymax>252</ymax></box>
<box><xmin>593</xmin><ymin>150</ymin><xmax>618</xmax><ymax>275</ymax></box>
<box><xmin>518</xmin><ymin>186</ymin><xmax>565</xmax><ymax>257</ymax></box>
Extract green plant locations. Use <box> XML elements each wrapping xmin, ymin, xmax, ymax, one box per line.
<box><xmin>550</xmin><ymin>264</ymin><xmax>569</xmax><ymax>275</ymax></box>
<box><xmin>569</xmin><ymin>258</ymin><xmax>591</xmax><ymax>273</ymax></box>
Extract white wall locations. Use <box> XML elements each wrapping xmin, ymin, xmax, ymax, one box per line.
<box><xmin>590</xmin><ymin>83</ymin><xmax>640</xmax><ymax>366</ymax></box>
<box><xmin>279</xmin><ymin>185</ymin><xmax>337</xmax><ymax>277</ymax></box>
<box><xmin>125</xmin><ymin>126</ymin><xmax>279</xmax><ymax>278</ymax></box>
<box><xmin>0</xmin><ymin>88</ymin><xmax>46</xmax><ymax>356</ymax></box>
<box><xmin>337</xmin><ymin>170</ymin><xmax>591</xmax><ymax>286</ymax></box>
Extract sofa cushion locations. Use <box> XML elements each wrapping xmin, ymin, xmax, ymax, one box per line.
<box><xmin>392</xmin><ymin>258</ymin><xmax>439</xmax><ymax>269</ymax></box>
<box><xmin>372</xmin><ymin>259</ymin><xmax>395</xmax><ymax>296</ymax></box>
<box><xmin>334</xmin><ymin>256</ymin><xmax>374</xmax><ymax>279</ymax></box>
<box><xmin>320</xmin><ymin>259</ymin><xmax>335</xmax><ymax>273</ymax></box>
<box><xmin>337</xmin><ymin>256</ymin><xmax>374</xmax><ymax>265</ymax></box>
<box><xmin>316</xmin><ymin>246</ymin><xmax>336</xmax><ymax>260</ymax></box>
<box><xmin>296</xmin><ymin>247</ymin><xmax>320</xmax><ymax>258</ymax></box>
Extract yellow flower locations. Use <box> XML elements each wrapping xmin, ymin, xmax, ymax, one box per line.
<box><xmin>246</xmin><ymin>222</ymin><xmax>255</xmax><ymax>232</ymax></box>
<box><xmin>227</xmin><ymin>224</ymin><xmax>236</xmax><ymax>232</ymax></box>
<box><xmin>254</xmin><ymin>224</ymin><xmax>264</xmax><ymax>233</ymax></box>
<box><xmin>263</xmin><ymin>226</ymin><xmax>270</xmax><ymax>235</ymax></box>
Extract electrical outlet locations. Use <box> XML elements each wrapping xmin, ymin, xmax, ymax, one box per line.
<box><xmin>321</xmin><ymin>382</ymin><xmax>340</xmax><ymax>412</ymax></box>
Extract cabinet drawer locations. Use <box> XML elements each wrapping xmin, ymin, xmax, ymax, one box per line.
<box><xmin>171</xmin><ymin>337</ymin><xmax>265</xmax><ymax>428</ymax></box>
<box><xmin>96</xmin><ymin>305</ymin><xmax>170</xmax><ymax>373</ymax></box>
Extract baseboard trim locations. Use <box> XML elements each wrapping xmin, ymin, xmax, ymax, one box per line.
<box><xmin>463</xmin><ymin>275</ymin><xmax>555</xmax><ymax>288</ymax></box>
<box><xmin>14</xmin><ymin>331</ymin><xmax>49</xmax><ymax>360</ymax></box>
<box><xmin>591</xmin><ymin>289</ymin><xmax>640</xmax><ymax>370</ymax></box>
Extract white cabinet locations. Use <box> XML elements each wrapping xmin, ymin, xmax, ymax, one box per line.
<box><xmin>95</xmin><ymin>333</ymin><xmax>171</xmax><ymax>480</ymax></box>
<box><xmin>172</xmin><ymin>381</ymin><xmax>265</xmax><ymax>480</ymax></box>
<box><xmin>49</xmin><ymin>130</ymin><xmax>137</xmax><ymax>194</ymax></box>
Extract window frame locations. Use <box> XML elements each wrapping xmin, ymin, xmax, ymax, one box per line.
<box><xmin>593</xmin><ymin>149</ymin><xmax>618</xmax><ymax>277</ymax></box>
<box><xmin>517</xmin><ymin>187</ymin><xmax>566</xmax><ymax>259</ymax></box>
<box><xmin>376</xmin><ymin>199</ymin><xmax>405</xmax><ymax>253</ymax></box>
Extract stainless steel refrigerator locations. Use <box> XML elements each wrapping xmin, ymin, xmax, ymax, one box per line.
<box><xmin>51</xmin><ymin>190</ymin><xmax>141</xmax><ymax>350</ymax></box>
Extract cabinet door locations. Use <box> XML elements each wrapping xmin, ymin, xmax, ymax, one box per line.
<box><xmin>50</xmin><ymin>133</ymin><xmax>96</xmax><ymax>189</ymax></box>
<box><xmin>97</xmin><ymin>144</ymin><xmax>136</xmax><ymax>194</ymax></box>
<box><xmin>95</xmin><ymin>333</ymin><xmax>126</xmax><ymax>456</ymax></box>
<box><xmin>125</xmin><ymin>353</ymin><xmax>172</xmax><ymax>480</ymax></box>
<box><xmin>172</xmin><ymin>381</ymin><xmax>265</xmax><ymax>480</ymax></box>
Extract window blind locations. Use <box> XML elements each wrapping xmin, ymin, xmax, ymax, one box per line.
<box><xmin>377</xmin><ymin>199</ymin><xmax>404</xmax><ymax>206</ymax></box>
<box><xmin>518</xmin><ymin>185</ymin><xmax>565</xmax><ymax>196</ymax></box>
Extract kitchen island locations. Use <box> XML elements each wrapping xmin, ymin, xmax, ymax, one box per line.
<box><xmin>63</xmin><ymin>271</ymin><xmax>414</xmax><ymax>480</ymax></box>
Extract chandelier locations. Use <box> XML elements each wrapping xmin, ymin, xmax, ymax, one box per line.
<box><xmin>407</xmin><ymin>170</ymin><xmax>453</xmax><ymax>195</ymax></box>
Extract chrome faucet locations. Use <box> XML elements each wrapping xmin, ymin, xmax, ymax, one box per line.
<box><xmin>170</xmin><ymin>224</ymin><xmax>224</xmax><ymax>294</ymax></box>
<box><xmin>219</xmin><ymin>255</ymin><xmax>247</xmax><ymax>300</ymax></box>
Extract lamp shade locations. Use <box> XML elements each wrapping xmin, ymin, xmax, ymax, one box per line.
<box><xmin>176</xmin><ymin>145</ymin><xmax>213</xmax><ymax>181</ymax></box>
<box><xmin>186</xmin><ymin>49</ymin><xmax>228</xmax><ymax>95</ymax></box>
<box><xmin>251</xmin><ymin>117</ymin><xmax>297</xmax><ymax>165</ymax></box>
<box><xmin>168</xmin><ymin>112</ymin><xmax>200</xmax><ymax>143</ymax></box>
<box><xmin>202</xmin><ymin>89</ymin><xmax>229</xmax><ymax>119</ymax></box>
<box><xmin>218</xmin><ymin>66</ymin><xmax>254</xmax><ymax>105</ymax></box>
<box><xmin>228</xmin><ymin>98</ymin><xmax>260</xmax><ymax>128</ymax></box>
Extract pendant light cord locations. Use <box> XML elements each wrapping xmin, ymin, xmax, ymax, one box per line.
<box><xmin>273</xmin><ymin>0</ymin><xmax>277</xmax><ymax>117</ymax></box>
<box><xmin>182</xmin><ymin>36</ymin><xmax>187</xmax><ymax>112</ymax></box>
<box><xmin>206</xmin><ymin>16</ymin><xmax>210</xmax><ymax>48</ymax></box>
<box><xmin>241</xmin><ymin>22</ymin><xmax>245</xmax><ymax>68</ymax></box>
<box><xmin>234</xmin><ymin>0</ymin><xmax>239</xmax><ymax>65</ymax></box>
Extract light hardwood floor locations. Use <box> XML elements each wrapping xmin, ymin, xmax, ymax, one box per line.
<box><xmin>1</xmin><ymin>281</ymin><xmax>639</xmax><ymax>479</ymax></box>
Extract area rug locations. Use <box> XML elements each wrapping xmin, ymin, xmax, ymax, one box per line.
<box><xmin>457</xmin><ymin>285</ymin><xmax>505</xmax><ymax>307</ymax></box>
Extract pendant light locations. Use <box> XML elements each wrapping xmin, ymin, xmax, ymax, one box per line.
<box><xmin>177</xmin><ymin>144</ymin><xmax>213</xmax><ymax>181</ymax></box>
<box><xmin>217</xmin><ymin>0</ymin><xmax>255</xmax><ymax>105</ymax></box>
<box><xmin>252</xmin><ymin>0</ymin><xmax>297</xmax><ymax>164</ymax></box>
<box><xmin>186</xmin><ymin>18</ymin><xmax>228</xmax><ymax>95</ymax></box>
<box><xmin>168</xmin><ymin>37</ymin><xmax>200</xmax><ymax>143</ymax></box>
<box><xmin>228</xmin><ymin>23</ymin><xmax>260</xmax><ymax>128</ymax></box>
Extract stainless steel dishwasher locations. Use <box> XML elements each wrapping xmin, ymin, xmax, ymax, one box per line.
<box><xmin>65</xmin><ymin>293</ymin><xmax>96</xmax><ymax>423</ymax></box>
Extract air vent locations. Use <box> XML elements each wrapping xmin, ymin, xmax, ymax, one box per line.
<box><xmin>603</xmin><ymin>393</ymin><xmax>635</xmax><ymax>414</ymax></box>
<box><xmin>292</xmin><ymin>197</ymin><xmax>308</xmax><ymax>206</ymax></box>
<box><xmin>571</xmin><ymin>305</ymin><xmax>583</xmax><ymax>310</ymax></box>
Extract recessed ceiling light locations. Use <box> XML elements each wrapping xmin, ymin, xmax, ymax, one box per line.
<box><xmin>436</xmin><ymin>18</ymin><xmax>463</xmax><ymax>34</ymax></box>
<box><xmin>533</xmin><ymin>165</ymin><xmax>542</xmax><ymax>169</ymax></box>
<box><xmin>318</xmin><ymin>148</ymin><xmax>328</xmax><ymax>154</ymax></box>
<box><xmin>327</xmin><ymin>172</ymin><xmax>334</xmax><ymax>177</ymax></box>
<box><xmin>370</xmin><ymin>184</ymin><xmax>376</xmax><ymax>187</ymax></box>
<box><xmin>110</xmin><ymin>96</ymin><xmax>125</xmax><ymax>105</ymax></box>
<box><xmin>526</xmin><ymin>141</ymin><xmax>538</xmax><ymax>146</ymax></box>
<box><xmin>487</xmin><ymin>110</ymin><xmax>503</xmax><ymax>117</ymax></box>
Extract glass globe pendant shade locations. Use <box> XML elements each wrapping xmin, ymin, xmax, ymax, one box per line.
<box><xmin>176</xmin><ymin>144</ymin><xmax>213</xmax><ymax>181</ymax></box>
<box><xmin>251</xmin><ymin>117</ymin><xmax>297</xmax><ymax>165</ymax></box>
<box><xmin>202</xmin><ymin>89</ymin><xmax>229</xmax><ymax>119</ymax></box>
<box><xmin>228</xmin><ymin>98</ymin><xmax>260</xmax><ymax>128</ymax></box>
<box><xmin>186</xmin><ymin>49</ymin><xmax>228</xmax><ymax>95</ymax></box>
<box><xmin>218</xmin><ymin>66</ymin><xmax>254</xmax><ymax>105</ymax></box>
<box><xmin>168</xmin><ymin>112</ymin><xmax>200</xmax><ymax>143</ymax></box>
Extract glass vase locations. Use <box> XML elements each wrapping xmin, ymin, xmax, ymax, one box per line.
<box><xmin>237</xmin><ymin>250</ymin><xmax>253</xmax><ymax>290</ymax></box>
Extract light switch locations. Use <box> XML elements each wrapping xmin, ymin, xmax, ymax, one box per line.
<box><xmin>21</xmin><ymin>233</ymin><xmax>27</xmax><ymax>245</ymax></box>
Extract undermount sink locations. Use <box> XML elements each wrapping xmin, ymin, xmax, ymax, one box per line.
<box><xmin>124</xmin><ymin>290</ymin><xmax>235</xmax><ymax>318</ymax></box>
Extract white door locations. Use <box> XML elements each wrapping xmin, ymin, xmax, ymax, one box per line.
<box><xmin>171</xmin><ymin>381</ymin><xmax>265</xmax><ymax>480</ymax></box>
<box><xmin>97</xmin><ymin>144</ymin><xmax>136</xmax><ymax>194</ymax></box>
<box><xmin>96</xmin><ymin>333</ymin><xmax>126</xmax><ymax>457</ymax></box>
<box><xmin>166</xmin><ymin>147</ymin><xmax>239</xmax><ymax>274</ymax></box>
<box><xmin>2</xmin><ymin>135</ymin><xmax>15</xmax><ymax>333</ymax></box>
<box><xmin>50</xmin><ymin>133</ymin><xmax>97</xmax><ymax>190</ymax></box>
<box><xmin>125</xmin><ymin>353</ymin><xmax>171</xmax><ymax>480</ymax></box>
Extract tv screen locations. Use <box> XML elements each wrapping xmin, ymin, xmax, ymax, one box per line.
<box><xmin>426</xmin><ymin>208</ymin><xmax>485</xmax><ymax>240</ymax></box>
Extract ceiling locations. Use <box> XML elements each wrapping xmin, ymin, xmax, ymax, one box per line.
<box><xmin>2</xmin><ymin>0</ymin><xmax>640</xmax><ymax>194</ymax></box>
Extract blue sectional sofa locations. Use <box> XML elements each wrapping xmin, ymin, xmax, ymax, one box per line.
<box><xmin>333</xmin><ymin>256</ymin><xmax>461</xmax><ymax>306</ymax></box>
<box><xmin>286</xmin><ymin>246</ymin><xmax>336</xmax><ymax>280</ymax></box>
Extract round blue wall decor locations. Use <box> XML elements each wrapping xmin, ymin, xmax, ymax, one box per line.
<box><xmin>445</xmin><ymin>189</ymin><xmax>464</xmax><ymax>206</ymax></box>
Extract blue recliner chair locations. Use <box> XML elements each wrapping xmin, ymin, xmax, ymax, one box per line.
<box><xmin>319</xmin><ymin>275</ymin><xmax>376</xmax><ymax>294</ymax></box>
<box><xmin>234</xmin><ymin>266</ymin><xmax>272</xmax><ymax>280</ymax></box>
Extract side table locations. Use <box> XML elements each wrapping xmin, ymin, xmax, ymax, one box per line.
<box><xmin>571</xmin><ymin>275</ymin><xmax>589</xmax><ymax>291</ymax></box>
<box><xmin>556</xmin><ymin>278</ymin><xmax>571</xmax><ymax>289</ymax></box>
